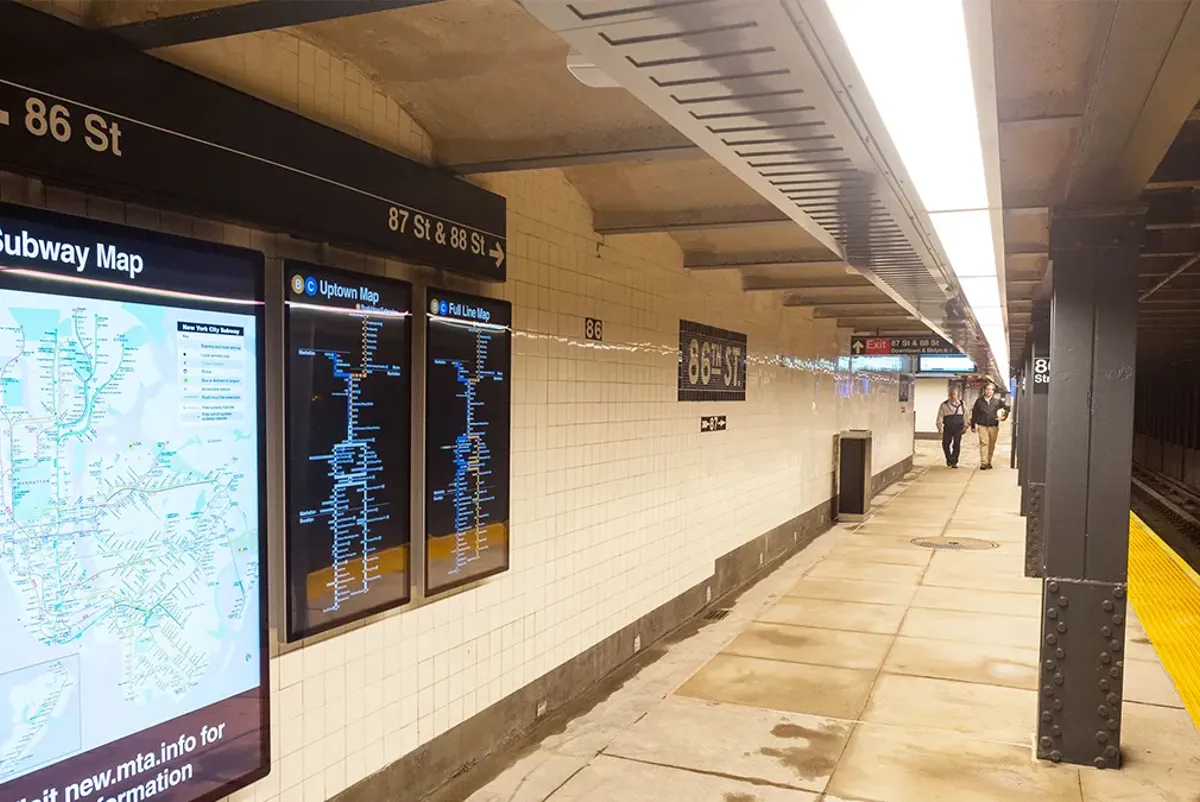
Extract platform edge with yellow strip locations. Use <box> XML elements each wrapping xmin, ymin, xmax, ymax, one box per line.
<box><xmin>1128</xmin><ymin>512</ymin><xmax>1200</xmax><ymax>729</ymax></box>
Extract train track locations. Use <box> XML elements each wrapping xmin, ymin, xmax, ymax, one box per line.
<box><xmin>1131</xmin><ymin>463</ymin><xmax>1200</xmax><ymax>574</ymax></box>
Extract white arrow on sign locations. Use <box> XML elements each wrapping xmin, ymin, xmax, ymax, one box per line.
<box><xmin>851</xmin><ymin>340</ymin><xmax>865</xmax><ymax>354</ymax></box>
<box><xmin>489</xmin><ymin>242</ymin><xmax>505</xmax><ymax>268</ymax></box>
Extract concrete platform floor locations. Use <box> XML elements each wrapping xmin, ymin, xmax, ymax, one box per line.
<box><xmin>459</xmin><ymin>437</ymin><xmax>1200</xmax><ymax>802</ymax></box>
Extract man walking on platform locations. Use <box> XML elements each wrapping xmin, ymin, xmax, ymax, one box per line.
<box><xmin>936</xmin><ymin>388</ymin><xmax>966</xmax><ymax>468</ymax></box>
<box><xmin>970</xmin><ymin>382</ymin><xmax>1009</xmax><ymax>470</ymax></box>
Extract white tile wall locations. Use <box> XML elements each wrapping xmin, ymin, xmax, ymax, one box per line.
<box><xmin>7</xmin><ymin>11</ymin><xmax>915</xmax><ymax>802</ymax></box>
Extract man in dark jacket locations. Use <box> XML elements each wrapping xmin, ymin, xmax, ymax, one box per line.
<box><xmin>970</xmin><ymin>382</ymin><xmax>1009</xmax><ymax>470</ymax></box>
<box><xmin>936</xmin><ymin>388</ymin><xmax>966</xmax><ymax>468</ymax></box>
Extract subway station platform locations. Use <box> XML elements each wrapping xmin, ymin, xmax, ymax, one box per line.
<box><xmin>460</xmin><ymin>439</ymin><xmax>1200</xmax><ymax>802</ymax></box>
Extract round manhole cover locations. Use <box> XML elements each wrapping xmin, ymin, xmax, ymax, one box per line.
<box><xmin>911</xmin><ymin>536</ymin><xmax>998</xmax><ymax>551</ymax></box>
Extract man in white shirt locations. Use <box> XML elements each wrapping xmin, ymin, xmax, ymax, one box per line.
<box><xmin>936</xmin><ymin>388</ymin><xmax>966</xmax><ymax>468</ymax></box>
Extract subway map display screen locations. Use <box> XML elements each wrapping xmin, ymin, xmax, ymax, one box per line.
<box><xmin>284</xmin><ymin>261</ymin><xmax>412</xmax><ymax>640</ymax></box>
<box><xmin>425</xmin><ymin>290</ymin><xmax>511</xmax><ymax>595</ymax></box>
<box><xmin>0</xmin><ymin>204</ymin><xmax>268</xmax><ymax>802</ymax></box>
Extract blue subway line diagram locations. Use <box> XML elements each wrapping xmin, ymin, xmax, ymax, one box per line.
<box><xmin>298</xmin><ymin>315</ymin><xmax>398</xmax><ymax>612</ymax></box>
<box><xmin>285</xmin><ymin>268</ymin><xmax>412</xmax><ymax>639</ymax></box>
<box><xmin>425</xmin><ymin>303</ymin><xmax>510</xmax><ymax>594</ymax></box>
<box><xmin>432</xmin><ymin>327</ymin><xmax>501</xmax><ymax>573</ymax></box>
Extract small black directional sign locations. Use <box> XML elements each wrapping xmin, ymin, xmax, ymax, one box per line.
<box><xmin>0</xmin><ymin>2</ymin><xmax>507</xmax><ymax>281</ymax></box>
<box><xmin>700</xmin><ymin>415</ymin><xmax>727</xmax><ymax>433</ymax></box>
<box><xmin>851</xmin><ymin>334</ymin><xmax>959</xmax><ymax>356</ymax></box>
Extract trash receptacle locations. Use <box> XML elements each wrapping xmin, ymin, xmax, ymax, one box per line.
<box><xmin>838</xmin><ymin>429</ymin><xmax>873</xmax><ymax>522</ymax></box>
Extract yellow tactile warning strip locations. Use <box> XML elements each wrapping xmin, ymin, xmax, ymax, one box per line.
<box><xmin>1128</xmin><ymin>512</ymin><xmax>1200</xmax><ymax>727</ymax></box>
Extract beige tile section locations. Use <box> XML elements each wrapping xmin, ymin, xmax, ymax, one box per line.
<box><xmin>911</xmin><ymin>585</ymin><xmax>1041</xmax><ymax>617</ymax></box>
<box><xmin>826</xmin><ymin>544</ymin><xmax>933</xmax><ymax>566</ymax></box>
<box><xmin>806</xmin><ymin>559</ymin><xmax>925</xmax><ymax>584</ymax></box>
<box><xmin>920</xmin><ymin>554</ymin><xmax>1035</xmax><ymax>594</ymax></box>
<box><xmin>604</xmin><ymin>696</ymin><xmax>851</xmax><ymax>793</ymax></box>
<box><xmin>899</xmin><ymin>607</ymin><xmax>1041</xmax><ymax>648</ymax></box>
<box><xmin>862</xmin><ymin>673</ymin><xmax>1036</xmax><ymax>745</ymax></box>
<box><xmin>786</xmin><ymin>576</ymin><xmax>918</xmax><ymax>606</ymax></box>
<box><xmin>675</xmin><ymin>654</ymin><xmax>875</xmax><ymax>719</ymax></box>
<box><xmin>547</xmin><ymin>754</ymin><xmax>819</xmax><ymax>802</ymax></box>
<box><xmin>839</xmin><ymin>532</ymin><xmax>932</xmax><ymax>550</ymax></box>
<box><xmin>1123</xmin><ymin>657</ymin><xmax>1185</xmax><ymax>708</ymax></box>
<box><xmin>724</xmin><ymin>623</ymin><xmax>893</xmax><ymax>670</ymax></box>
<box><xmin>1080</xmin><ymin>762</ymin><xmax>1200</xmax><ymax>802</ymax></box>
<box><xmin>882</xmin><ymin>636</ymin><xmax>1039</xmax><ymax>690</ymax></box>
<box><xmin>1122</xmin><ymin>702</ymin><xmax>1200</xmax><ymax>773</ymax></box>
<box><xmin>1124</xmin><ymin>629</ymin><xmax>1164</xmax><ymax>663</ymax></box>
<box><xmin>464</xmin><ymin>752</ymin><xmax>590</xmax><ymax>802</ymax></box>
<box><xmin>757</xmin><ymin>597</ymin><xmax>907</xmax><ymax>635</ymax></box>
<box><xmin>827</xmin><ymin>723</ymin><xmax>1083</xmax><ymax>802</ymax></box>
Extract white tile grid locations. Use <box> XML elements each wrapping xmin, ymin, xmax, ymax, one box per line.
<box><xmin>3</xmin><ymin>15</ymin><xmax>915</xmax><ymax>802</ymax></box>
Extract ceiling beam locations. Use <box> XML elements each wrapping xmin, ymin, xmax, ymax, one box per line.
<box><xmin>1066</xmin><ymin>1</ymin><xmax>1200</xmax><ymax>203</ymax></box>
<box><xmin>1145</xmin><ymin>187</ymin><xmax>1200</xmax><ymax>229</ymax></box>
<box><xmin>742</xmin><ymin>276</ymin><xmax>869</xmax><ymax>292</ymax></box>
<box><xmin>445</xmin><ymin>144</ymin><xmax>703</xmax><ymax>175</ymax></box>
<box><xmin>685</xmin><ymin>253</ymin><xmax>846</xmax><ymax>270</ymax></box>
<box><xmin>780</xmin><ymin>286</ymin><xmax>895</xmax><ymax>303</ymax></box>
<box><xmin>595</xmin><ymin>207</ymin><xmax>789</xmax><ymax>235</ymax></box>
<box><xmin>813</xmin><ymin>308</ymin><xmax>911</xmax><ymax>319</ymax></box>
<box><xmin>790</xmin><ymin>301</ymin><xmax>902</xmax><ymax>312</ymax></box>
<box><xmin>106</xmin><ymin>0</ymin><xmax>435</xmax><ymax>50</ymax></box>
<box><xmin>1149</xmin><ymin>120</ymin><xmax>1200</xmax><ymax>188</ymax></box>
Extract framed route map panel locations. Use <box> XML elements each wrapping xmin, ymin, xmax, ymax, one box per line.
<box><xmin>0</xmin><ymin>203</ymin><xmax>269</xmax><ymax>802</ymax></box>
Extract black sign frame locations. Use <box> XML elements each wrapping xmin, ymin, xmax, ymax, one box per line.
<box><xmin>424</xmin><ymin>289</ymin><xmax>512</xmax><ymax>596</ymax></box>
<box><xmin>282</xmin><ymin>259</ymin><xmax>415</xmax><ymax>642</ymax></box>
<box><xmin>0</xmin><ymin>2</ymin><xmax>507</xmax><ymax>281</ymax></box>
<box><xmin>0</xmin><ymin>201</ymin><xmax>270</xmax><ymax>802</ymax></box>
<box><xmin>678</xmin><ymin>319</ymin><xmax>748</xmax><ymax>402</ymax></box>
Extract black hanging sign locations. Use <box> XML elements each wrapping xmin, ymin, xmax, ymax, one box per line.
<box><xmin>1033</xmin><ymin>356</ymin><xmax>1050</xmax><ymax>394</ymax></box>
<box><xmin>851</xmin><ymin>335</ymin><xmax>958</xmax><ymax>356</ymax></box>
<box><xmin>0</xmin><ymin>2</ymin><xmax>507</xmax><ymax>281</ymax></box>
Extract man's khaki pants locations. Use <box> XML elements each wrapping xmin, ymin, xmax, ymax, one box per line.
<box><xmin>977</xmin><ymin>425</ymin><xmax>999</xmax><ymax>467</ymax></box>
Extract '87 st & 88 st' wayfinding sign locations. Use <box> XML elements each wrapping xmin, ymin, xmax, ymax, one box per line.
<box><xmin>678</xmin><ymin>320</ymin><xmax>748</xmax><ymax>401</ymax></box>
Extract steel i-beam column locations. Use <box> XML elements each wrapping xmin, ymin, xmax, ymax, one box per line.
<box><xmin>1037</xmin><ymin>207</ymin><xmax>1143</xmax><ymax>769</ymax></box>
<box><xmin>1025</xmin><ymin>309</ymin><xmax>1049</xmax><ymax>578</ymax></box>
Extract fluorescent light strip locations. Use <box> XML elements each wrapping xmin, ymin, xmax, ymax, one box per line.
<box><xmin>829</xmin><ymin>0</ymin><xmax>1008</xmax><ymax>383</ymax></box>
<box><xmin>826</xmin><ymin>0</ymin><xmax>987</xmax><ymax>213</ymax></box>
<box><xmin>930</xmin><ymin>210</ymin><xmax>997</xmax><ymax>278</ymax></box>
<box><xmin>0</xmin><ymin>267</ymin><xmax>262</xmax><ymax>306</ymax></box>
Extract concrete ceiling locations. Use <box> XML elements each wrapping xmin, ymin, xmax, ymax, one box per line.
<box><xmin>77</xmin><ymin>0</ymin><xmax>916</xmax><ymax>335</ymax></box>
<box><xmin>296</xmin><ymin>0</ymin><xmax>917</xmax><ymax>332</ymax></box>
<box><xmin>991</xmin><ymin>0</ymin><xmax>1200</xmax><ymax>365</ymax></box>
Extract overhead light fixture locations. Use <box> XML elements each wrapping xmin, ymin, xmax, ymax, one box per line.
<box><xmin>828</xmin><ymin>0</ymin><xmax>1008</xmax><ymax>383</ymax></box>
<box><xmin>928</xmin><ymin>210</ymin><xmax>997</xmax><ymax>277</ymax></box>
<box><xmin>826</xmin><ymin>0</ymin><xmax>986</xmax><ymax>214</ymax></box>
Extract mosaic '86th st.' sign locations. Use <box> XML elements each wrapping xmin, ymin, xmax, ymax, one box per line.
<box><xmin>678</xmin><ymin>320</ymin><xmax>747</xmax><ymax>401</ymax></box>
